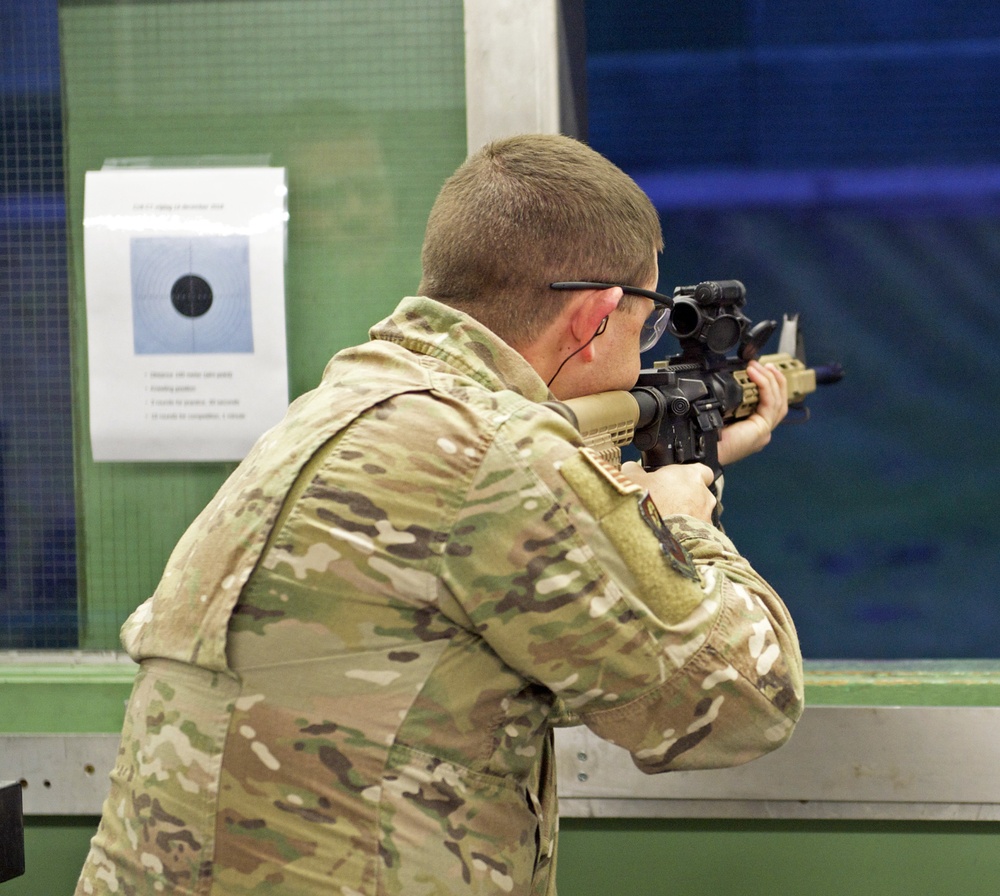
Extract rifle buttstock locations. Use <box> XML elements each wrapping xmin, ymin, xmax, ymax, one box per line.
<box><xmin>544</xmin><ymin>390</ymin><xmax>638</xmax><ymax>466</ymax></box>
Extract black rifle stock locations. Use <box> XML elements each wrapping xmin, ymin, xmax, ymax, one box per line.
<box><xmin>545</xmin><ymin>282</ymin><xmax>843</xmax><ymax>476</ymax></box>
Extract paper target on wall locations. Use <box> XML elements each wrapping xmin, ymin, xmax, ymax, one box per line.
<box><xmin>83</xmin><ymin>164</ymin><xmax>289</xmax><ymax>461</ymax></box>
<box><xmin>130</xmin><ymin>235</ymin><xmax>254</xmax><ymax>354</ymax></box>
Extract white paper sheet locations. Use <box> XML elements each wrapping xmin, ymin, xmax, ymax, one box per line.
<box><xmin>83</xmin><ymin>166</ymin><xmax>289</xmax><ymax>461</ymax></box>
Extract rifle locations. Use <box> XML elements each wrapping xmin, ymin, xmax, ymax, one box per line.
<box><xmin>545</xmin><ymin>280</ymin><xmax>843</xmax><ymax>476</ymax></box>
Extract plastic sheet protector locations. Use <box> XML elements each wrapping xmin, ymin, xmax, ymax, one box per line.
<box><xmin>83</xmin><ymin>166</ymin><xmax>289</xmax><ymax>461</ymax></box>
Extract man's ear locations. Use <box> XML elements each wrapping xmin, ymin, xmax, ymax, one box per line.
<box><xmin>569</xmin><ymin>287</ymin><xmax>621</xmax><ymax>354</ymax></box>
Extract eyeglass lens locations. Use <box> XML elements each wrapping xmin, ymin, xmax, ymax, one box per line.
<box><xmin>640</xmin><ymin>306</ymin><xmax>670</xmax><ymax>351</ymax></box>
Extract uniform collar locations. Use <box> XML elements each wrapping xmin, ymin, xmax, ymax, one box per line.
<box><xmin>369</xmin><ymin>296</ymin><xmax>551</xmax><ymax>402</ymax></box>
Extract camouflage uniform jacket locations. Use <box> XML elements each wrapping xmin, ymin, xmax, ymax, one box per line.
<box><xmin>79</xmin><ymin>296</ymin><xmax>803</xmax><ymax>896</ymax></box>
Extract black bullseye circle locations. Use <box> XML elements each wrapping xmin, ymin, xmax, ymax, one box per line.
<box><xmin>170</xmin><ymin>274</ymin><xmax>214</xmax><ymax>318</ymax></box>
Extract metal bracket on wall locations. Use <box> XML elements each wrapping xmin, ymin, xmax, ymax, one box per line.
<box><xmin>556</xmin><ymin>705</ymin><xmax>1000</xmax><ymax>820</ymax></box>
<box><xmin>0</xmin><ymin>735</ymin><xmax>120</xmax><ymax>816</ymax></box>
<box><xmin>0</xmin><ymin>780</ymin><xmax>25</xmax><ymax>882</ymax></box>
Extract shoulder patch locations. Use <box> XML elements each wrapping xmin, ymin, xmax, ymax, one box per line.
<box><xmin>637</xmin><ymin>492</ymin><xmax>700</xmax><ymax>581</ymax></box>
<box><xmin>576</xmin><ymin>449</ymin><xmax>699</xmax><ymax>582</ymax></box>
<box><xmin>558</xmin><ymin>447</ymin><xmax>705</xmax><ymax>623</ymax></box>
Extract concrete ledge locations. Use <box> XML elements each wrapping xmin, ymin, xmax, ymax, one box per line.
<box><xmin>556</xmin><ymin>705</ymin><xmax>1000</xmax><ymax>820</ymax></box>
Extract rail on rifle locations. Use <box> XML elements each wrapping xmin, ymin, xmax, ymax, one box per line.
<box><xmin>545</xmin><ymin>284</ymin><xmax>844</xmax><ymax>472</ymax></box>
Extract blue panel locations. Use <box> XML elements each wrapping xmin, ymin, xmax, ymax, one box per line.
<box><xmin>1</xmin><ymin>0</ymin><xmax>76</xmax><ymax>649</ymax></box>
<box><xmin>752</xmin><ymin>0</ymin><xmax>1000</xmax><ymax>45</ymax></box>
<box><xmin>588</xmin><ymin>42</ymin><xmax>1000</xmax><ymax>170</ymax></box>
<box><xmin>753</xmin><ymin>42</ymin><xmax>1000</xmax><ymax>167</ymax></box>
<box><xmin>588</xmin><ymin>51</ymin><xmax>755</xmax><ymax>170</ymax></box>
<box><xmin>587</xmin><ymin>1</ymin><xmax>1000</xmax><ymax>658</ymax></box>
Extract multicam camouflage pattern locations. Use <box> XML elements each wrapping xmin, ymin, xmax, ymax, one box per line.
<box><xmin>77</xmin><ymin>296</ymin><xmax>803</xmax><ymax>896</ymax></box>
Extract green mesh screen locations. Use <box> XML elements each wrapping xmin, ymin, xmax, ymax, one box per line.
<box><xmin>59</xmin><ymin>0</ymin><xmax>467</xmax><ymax>647</ymax></box>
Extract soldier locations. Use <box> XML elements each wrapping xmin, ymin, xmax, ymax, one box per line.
<box><xmin>76</xmin><ymin>133</ymin><xmax>802</xmax><ymax>895</ymax></box>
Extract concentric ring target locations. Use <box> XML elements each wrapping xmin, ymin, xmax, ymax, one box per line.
<box><xmin>170</xmin><ymin>274</ymin><xmax>214</xmax><ymax>318</ymax></box>
<box><xmin>130</xmin><ymin>236</ymin><xmax>254</xmax><ymax>354</ymax></box>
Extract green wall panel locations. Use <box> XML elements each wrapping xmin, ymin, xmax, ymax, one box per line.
<box><xmin>58</xmin><ymin>0</ymin><xmax>467</xmax><ymax>648</ymax></box>
<box><xmin>12</xmin><ymin>814</ymin><xmax>1000</xmax><ymax>896</ymax></box>
<box><xmin>557</xmin><ymin>818</ymin><xmax>1000</xmax><ymax>896</ymax></box>
<box><xmin>0</xmin><ymin>660</ymin><xmax>132</xmax><ymax>733</ymax></box>
<box><xmin>806</xmin><ymin>660</ymin><xmax>1000</xmax><ymax>706</ymax></box>
<box><xmin>3</xmin><ymin>818</ymin><xmax>98</xmax><ymax>896</ymax></box>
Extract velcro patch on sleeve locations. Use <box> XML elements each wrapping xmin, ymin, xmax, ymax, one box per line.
<box><xmin>558</xmin><ymin>448</ymin><xmax>703</xmax><ymax>624</ymax></box>
<box><xmin>636</xmin><ymin>492</ymin><xmax>700</xmax><ymax>582</ymax></box>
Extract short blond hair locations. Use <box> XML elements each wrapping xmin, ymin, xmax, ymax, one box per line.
<box><xmin>418</xmin><ymin>134</ymin><xmax>663</xmax><ymax>346</ymax></box>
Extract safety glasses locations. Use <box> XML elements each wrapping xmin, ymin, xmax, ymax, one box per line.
<box><xmin>549</xmin><ymin>281</ymin><xmax>673</xmax><ymax>352</ymax></box>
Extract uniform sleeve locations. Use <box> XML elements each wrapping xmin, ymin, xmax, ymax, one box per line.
<box><xmin>438</xmin><ymin>407</ymin><xmax>803</xmax><ymax>774</ymax></box>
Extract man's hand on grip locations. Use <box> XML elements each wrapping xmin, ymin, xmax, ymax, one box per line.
<box><xmin>717</xmin><ymin>360</ymin><xmax>789</xmax><ymax>466</ymax></box>
<box><xmin>622</xmin><ymin>461</ymin><xmax>717</xmax><ymax>523</ymax></box>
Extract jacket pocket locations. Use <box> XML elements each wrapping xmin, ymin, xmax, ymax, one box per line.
<box><xmin>376</xmin><ymin>744</ymin><xmax>539</xmax><ymax>895</ymax></box>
